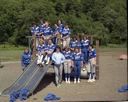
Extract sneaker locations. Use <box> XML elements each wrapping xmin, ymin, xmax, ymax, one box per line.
<box><xmin>68</xmin><ymin>78</ymin><xmax>70</xmax><ymax>84</ymax></box>
<box><xmin>77</xmin><ymin>78</ymin><xmax>80</xmax><ymax>83</ymax></box>
<box><xmin>65</xmin><ymin>78</ymin><xmax>68</xmax><ymax>83</ymax></box>
<box><xmin>87</xmin><ymin>79</ymin><xmax>92</xmax><ymax>82</ymax></box>
<box><xmin>91</xmin><ymin>79</ymin><xmax>96</xmax><ymax>82</ymax></box>
<box><xmin>74</xmin><ymin>78</ymin><xmax>76</xmax><ymax>84</ymax></box>
<box><xmin>45</xmin><ymin>60</ymin><xmax>49</xmax><ymax>64</ymax></box>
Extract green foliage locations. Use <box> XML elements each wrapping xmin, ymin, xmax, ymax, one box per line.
<box><xmin>0</xmin><ymin>0</ymin><xmax>127</xmax><ymax>45</ymax></box>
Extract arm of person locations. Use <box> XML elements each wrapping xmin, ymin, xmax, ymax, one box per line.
<box><xmin>51</xmin><ymin>53</ymin><xmax>56</xmax><ymax>63</ymax></box>
<box><xmin>61</xmin><ymin>53</ymin><xmax>65</xmax><ymax>63</ymax></box>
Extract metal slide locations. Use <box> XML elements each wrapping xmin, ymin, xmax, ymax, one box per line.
<box><xmin>24</xmin><ymin>64</ymin><xmax>49</xmax><ymax>94</ymax></box>
<box><xmin>1</xmin><ymin>59</ymin><xmax>49</xmax><ymax>96</ymax></box>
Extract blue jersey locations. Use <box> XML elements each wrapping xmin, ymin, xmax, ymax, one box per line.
<box><xmin>61</xmin><ymin>27</ymin><xmax>71</xmax><ymax>37</ymax></box>
<box><xmin>46</xmin><ymin>44</ymin><xmax>56</xmax><ymax>52</ymax></box>
<box><xmin>72</xmin><ymin>52</ymin><xmax>84</xmax><ymax>61</ymax></box>
<box><xmin>69</xmin><ymin>40</ymin><xmax>77</xmax><ymax>48</ymax></box>
<box><xmin>37</xmin><ymin>44</ymin><xmax>46</xmax><ymax>52</ymax></box>
<box><xmin>30</xmin><ymin>26</ymin><xmax>39</xmax><ymax>36</ymax></box>
<box><xmin>43</xmin><ymin>26</ymin><xmax>53</xmax><ymax>36</ymax></box>
<box><xmin>89</xmin><ymin>49</ymin><xmax>96</xmax><ymax>59</ymax></box>
<box><xmin>54</xmin><ymin>26</ymin><xmax>59</xmax><ymax>34</ymax></box>
<box><xmin>39</xmin><ymin>24</ymin><xmax>45</xmax><ymax>33</ymax></box>
<box><xmin>62</xmin><ymin>51</ymin><xmax>72</xmax><ymax>60</ymax></box>
<box><xmin>81</xmin><ymin>39</ymin><xmax>90</xmax><ymax>49</ymax></box>
<box><xmin>21</xmin><ymin>52</ymin><xmax>31</xmax><ymax>65</ymax></box>
<box><xmin>58</xmin><ymin>24</ymin><xmax>64</xmax><ymax>33</ymax></box>
<box><xmin>76</xmin><ymin>41</ymin><xmax>81</xmax><ymax>48</ymax></box>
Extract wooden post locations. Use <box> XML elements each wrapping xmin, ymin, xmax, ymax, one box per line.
<box><xmin>90</xmin><ymin>35</ymin><xmax>93</xmax><ymax>45</ymax></box>
<box><xmin>32</xmin><ymin>36</ymin><xmax>36</xmax><ymax>59</ymax></box>
<box><xmin>96</xmin><ymin>40</ymin><xmax>99</xmax><ymax>80</ymax></box>
<box><xmin>26</xmin><ymin>36</ymin><xmax>32</xmax><ymax>52</ymax></box>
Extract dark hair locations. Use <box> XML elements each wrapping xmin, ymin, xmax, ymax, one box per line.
<box><xmin>55</xmin><ymin>46</ymin><xmax>61</xmax><ymax>52</ymax></box>
<box><xmin>89</xmin><ymin>44</ymin><xmax>94</xmax><ymax>48</ymax></box>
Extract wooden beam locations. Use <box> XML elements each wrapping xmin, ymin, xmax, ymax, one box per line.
<box><xmin>96</xmin><ymin>40</ymin><xmax>99</xmax><ymax>80</ymax></box>
<box><xmin>32</xmin><ymin>36</ymin><xmax>36</xmax><ymax>59</ymax></box>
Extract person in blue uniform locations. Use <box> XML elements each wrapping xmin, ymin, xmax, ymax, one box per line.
<box><xmin>30</xmin><ymin>22</ymin><xmax>40</xmax><ymax>36</ymax></box>
<box><xmin>61</xmin><ymin>25</ymin><xmax>71</xmax><ymax>48</ymax></box>
<box><xmin>69</xmin><ymin>36</ymin><xmax>77</xmax><ymax>51</ymax></box>
<box><xmin>52</xmin><ymin>24</ymin><xmax>60</xmax><ymax>45</ymax></box>
<box><xmin>87</xmin><ymin>44</ymin><xmax>96</xmax><ymax>82</ymax></box>
<box><xmin>57</xmin><ymin>20</ymin><xmax>64</xmax><ymax>33</ymax></box>
<box><xmin>39</xmin><ymin>20</ymin><xmax>46</xmax><ymax>36</ymax></box>
<box><xmin>44</xmin><ymin>39</ymin><xmax>56</xmax><ymax>63</ymax></box>
<box><xmin>21</xmin><ymin>48</ymin><xmax>31</xmax><ymax>71</ymax></box>
<box><xmin>72</xmin><ymin>48</ymin><xmax>84</xmax><ymax>83</ymax></box>
<box><xmin>76</xmin><ymin>36</ymin><xmax>82</xmax><ymax>49</ymax></box>
<box><xmin>62</xmin><ymin>47</ymin><xmax>73</xmax><ymax>84</ymax></box>
<box><xmin>42</xmin><ymin>21</ymin><xmax>53</xmax><ymax>40</ymax></box>
<box><xmin>81</xmin><ymin>36</ymin><xmax>90</xmax><ymax>64</ymax></box>
<box><xmin>36</xmin><ymin>40</ymin><xmax>46</xmax><ymax>66</ymax></box>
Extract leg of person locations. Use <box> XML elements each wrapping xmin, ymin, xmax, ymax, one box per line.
<box><xmin>77</xmin><ymin>62</ymin><xmax>81</xmax><ymax>83</ymax></box>
<box><xmin>58</xmin><ymin>64</ymin><xmax>63</xmax><ymax>85</ymax></box>
<box><xmin>87</xmin><ymin>61</ymin><xmax>92</xmax><ymax>82</ymax></box>
<box><xmin>63</xmin><ymin>62</ymin><xmax>68</xmax><ymax>83</ymax></box>
<box><xmin>74</xmin><ymin>63</ymin><xmax>77</xmax><ymax>84</ymax></box>
<box><xmin>67</xmin><ymin>60</ymin><xmax>72</xmax><ymax>83</ymax></box>
<box><xmin>91</xmin><ymin>64</ymin><xmax>96</xmax><ymax>82</ymax></box>
<box><xmin>37</xmin><ymin>56</ymin><xmax>40</xmax><ymax>65</ymax></box>
<box><xmin>62</xmin><ymin>40</ymin><xmax>66</xmax><ymax>48</ymax></box>
<box><xmin>54</xmin><ymin>65</ymin><xmax>59</xmax><ymax>87</ymax></box>
<box><xmin>66</xmin><ymin>37</ymin><xmax>70</xmax><ymax>47</ymax></box>
<box><xmin>90</xmin><ymin>60</ymin><xmax>94</xmax><ymax>82</ymax></box>
<box><xmin>45</xmin><ymin>55</ymin><xmax>50</xmax><ymax>65</ymax></box>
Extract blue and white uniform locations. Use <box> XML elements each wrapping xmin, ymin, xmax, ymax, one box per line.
<box><xmin>62</xmin><ymin>50</ymin><xmax>72</xmax><ymax>82</ymax></box>
<box><xmin>61</xmin><ymin>27</ymin><xmax>71</xmax><ymax>38</ymax></box>
<box><xmin>76</xmin><ymin>40</ymin><xmax>81</xmax><ymax>49</ymax></box>
<box><xmin>69</xmin><ymin>40</ymin><xmax>77</xmax><ymax>49</ymax></box>
<box><xmin>43</xmin><ymin>26</ymin><xmax>53</xmax><ymax>36</ymax></box>
<box><xmin>37</xmin><ymin>44</ymin><xmax>46</xmax><ymax>53</ymax></box>
<box><xmin>21</xmin><ymin>52</ymin><xmax>31</xmax><ymax>70</ymax></box>
<box><xmin>58</xmin><ymin>24</ymin><xmax>64</xmax><ymax>33</ymax></box>
<box><xmin>45</xmin><ymin>43</ymin><xmax>56</xmax><ymax>54</ymax></box>
<box><xmin>89</xmin><ymin>49</ymin><xmax>96</xmax><ymax>60</ymax></box>
<box><xmin>72</xmin><ymin>52</ymin><xmax>84</xmax><ymax>79</ymax></box>
<box><xmin>30</xmin><ymin>26</ymin><xmax>40</xmax><ymax>36</ymax></box>
<box><xmin>39</xmin><ymin>24</ymin><xmax>45</xmax><ymax>34</ymax></box>
<box><xmin>62</xmin><ymin>51</ymin><xmax>72</xmax><ymax>60</ymax></box>
<box><xmin>88</xmin><ymin>48</ymin><xmax>96</xmax><ymax>81</ymax></box>
<box><xmin>81</xmin><ymin>39</ymin><xmax>90</xmax><ymax>63</ymax></box>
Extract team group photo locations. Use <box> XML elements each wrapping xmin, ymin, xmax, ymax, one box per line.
<box><xmin>0</xmin><ymin>0</ymin><xmax>127</xmax><ymax>102</ymax></box>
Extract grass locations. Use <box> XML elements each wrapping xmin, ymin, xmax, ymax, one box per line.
<box><xmin>0</xmin><ymin>44</ymin><xmax>26</xmax><ymax>61</ymax></box>
<box><xmin>100</xmin><ymin>43</ymin><xmax>127</xmax><ymax>52</ymax></box>
<box><xmin>0</xmin><ymin>43</ymin><xmax>127</xmax><ymax>61</ymax></box>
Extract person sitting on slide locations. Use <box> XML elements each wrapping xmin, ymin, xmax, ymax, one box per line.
<box><xmin>36</xmin><ymin>41</ymin><xmax>50</xmax><ymax>66</ymax></box>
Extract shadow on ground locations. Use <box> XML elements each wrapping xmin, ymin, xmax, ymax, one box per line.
<box><xmin>33</xmin><ymin>72</ymin><xmax>55</xmax><ymax>95</ymax></box>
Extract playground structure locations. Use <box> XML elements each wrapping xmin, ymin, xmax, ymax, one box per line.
<box><xmin>26</xmin><ymin>35</ymin><xmax>100</xmax><ymax>79</ymax></box>
<box><xmin>0</xmin><ymin>35</ymin><xmax>99</xmax><ymax>96</ymax></box>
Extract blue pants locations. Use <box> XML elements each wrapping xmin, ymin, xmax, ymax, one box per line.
<box><xmin>74</xmin><ymin>61</ymin><xmax>81</xmax><ymax>79</ymax></box>
<box><xmin>82</xmin><ymin>49</ymin><xmax>89</xmax><ymax>63</ymax></box>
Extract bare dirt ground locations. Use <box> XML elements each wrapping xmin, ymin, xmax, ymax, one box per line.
<box><xmin>0</xmin><ymin>49</ymin><xmax>127</xmax><ymax>102</ymax></box>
